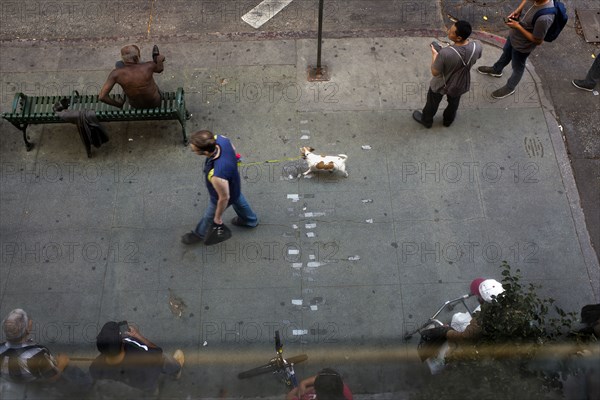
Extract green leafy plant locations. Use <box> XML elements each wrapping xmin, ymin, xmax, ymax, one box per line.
<box><xmin>476</xmin><ymin>261</ymin><xmax>576</xmax><ymax>352</ymax></box>
<box><xmin>411</xmin><ymin>262</ymin><xmax>579</xmax><ymax>400</ymax></box>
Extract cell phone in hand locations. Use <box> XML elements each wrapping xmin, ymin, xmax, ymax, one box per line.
<box><xmin>118</xmin><ymin>321</ymin><xmax>129</xmax><ymax>337</ymax></box>
<box><xmin>431</xmin><ymin>41</ymin><xmax>442</xmax><ymax>52</ymax></box>
<box><xmin>152</xmin><ymin>45</ymin><xmax>160</xmax><ymax>63</ymax></box>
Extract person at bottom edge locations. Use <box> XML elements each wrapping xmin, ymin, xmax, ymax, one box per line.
<box><xmin>286</xmin><ymin>368</ymin><xmax>353</xmax><ymax>400</ymax></box>
<box><xmin>89</xmin><ymin>321</ymin><xmax>184</xmax><ymax>394</ymax></box>
<box><xmin>0</xmin><ymin>308</ymin><xmax>92</xmax><ymax>390</ymax></box>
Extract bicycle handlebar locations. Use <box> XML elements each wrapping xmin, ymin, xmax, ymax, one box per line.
<box><xmin>238</xmin><ymin>331</ymin><xmax>307</xmax><ymax>389</ymax></box>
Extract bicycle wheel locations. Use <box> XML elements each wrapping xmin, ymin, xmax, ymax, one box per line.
<box><xmin>286</xmin><ymin>354</ymin><xmax>308</xmax><ymax>364</ymax></box>
<box><xmin>238</xmin><ymin>361</ymin><xmax>277</xmax><ymax>379</ymax></box>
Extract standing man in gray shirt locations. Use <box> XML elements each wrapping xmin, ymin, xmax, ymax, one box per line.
<box><xmin>413</xmin><ymin>20</ymin><xmax>482</xmax><ymax>128</ymax></box>
<box><xmin>477</xmin><ymin>0</ymin><xmax>555</xmax><ymax>99</ymax></box>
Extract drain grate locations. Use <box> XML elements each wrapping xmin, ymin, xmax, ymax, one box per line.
<box><xmin>578</xmin><ymin>9</ymin><xmax>600</xmax><ymax>43</ymax></box>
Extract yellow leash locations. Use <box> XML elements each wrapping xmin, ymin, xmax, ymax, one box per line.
<box><xmin>238</xmin><ymin>156</ymin><xmax>301</xmax><ymax>167</ymax></box>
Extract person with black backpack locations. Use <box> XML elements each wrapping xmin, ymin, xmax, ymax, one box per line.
<box><xmin>286</xmin><ymin>368</ymin><xmax>353</xmax><ymax>400</ymax></box>
<box><xmin>478</xmin><ymin>0</ymin><xmax>568</xmax><ymax>99</ymax></box>
<box><xmin>413</xmin><ymin>20</ymin><xmax>482</xmax><ymax>129</ymax></box>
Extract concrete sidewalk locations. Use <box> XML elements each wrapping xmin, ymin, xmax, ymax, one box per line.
<box><xmin>1</xmin><ymin>32</ymin><xmax>598</xmax><ymax>399</ymax></box>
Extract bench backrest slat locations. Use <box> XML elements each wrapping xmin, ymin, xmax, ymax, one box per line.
<box><xmin>35</xmin><ymin>97</ymin><xmax>45</xmax><ymax>116</ymax></box>
<box><xmin>45</xmin><ymin>96</ymin><xmax>53</xmax><ymax>115</ymax></box>
<box><xmin>31</xmin><ymin>97</ymin><xmax>38</xmax><ymax>116</ymax></box>
<box><xmin>36</xmin><ymin>97</ymin><xmax>44</xmax><ymax>115</ymax></box>
<box><xmin>31</xmin><ymin>97</ymin><xmax>40</xmax><ymax>116</ymax></box>
<box><xmin>43</xmin><ymin>96</ymin><xmax>50</xmax><ymax>115</ymax></box>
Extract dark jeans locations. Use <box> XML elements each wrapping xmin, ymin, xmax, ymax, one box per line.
<box><xmin>580</xmin><ymin>55</ymin><xmax>600</xmax><ymax>88</ymax></box>
<box><xmin>421</xmin><ymin>88</ymin><xmax>462</xmax><ymax>126</ymax></box>
<box><xmin>492</xmin><ymin>37</ymin><xmax>531</xmax><ymax>90</ymax></box>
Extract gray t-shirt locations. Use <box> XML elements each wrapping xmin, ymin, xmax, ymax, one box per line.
<box><xmin>430</xmin><ymin>40</ymin><xmax>483</xmax><ymax>94</ymax></box>
<box><xmin>509</xmin><ymin>0</ymin><xmax>555</xmax><ymax>53</ymax></box>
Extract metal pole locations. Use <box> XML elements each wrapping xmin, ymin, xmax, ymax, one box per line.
<box><xmin>316</xmin><ymin>0</ymin><xmax>324</xmax><ymax>69</ymax></box>
<box><xmin>308</xmin><ymin>0</ymin><xmax>329</xmax><ymax>81</ymax></box>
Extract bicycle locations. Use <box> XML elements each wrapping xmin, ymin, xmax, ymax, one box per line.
<box><xmin>238</xmin><ymin>330</ymin><xmax>308</xmax><ymax>388</ymax></box>
<box><xmin>403</xmin><ymin>294</ymin><xmax>476</xmax><ymax>340</ymax></box>
<box><xmin>403</xmin><ymin>293</ymin><xmax>476</xmax><ymax>374</ymax></box>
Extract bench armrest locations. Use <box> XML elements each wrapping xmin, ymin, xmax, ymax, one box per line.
<box><xmin>9</xmin><ymin>93</ymin><xmax>28</xmax><ymax>115</ymax></box>
<box><xmin>176</xmin><ymin>87</ymin><xmax>184</xmax><ymax>107</ymax></box>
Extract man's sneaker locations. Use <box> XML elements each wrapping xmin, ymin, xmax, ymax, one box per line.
<box><xmin>412</xmin><ymin>111</ymin><xmax>432</xmax><ymax>129</ymax></box>
<box><xmin>572</xmin><ymin>79</ymin><xmax>595</xmax><ymax>92</ymax></box>
<box><xmin>491</xmin><ymin>86</ymin><xmax>516</xmax><ymax>99</ymax></box>
<box><xmin>181</xmin><ymin>232</ymin><xmax>202</xmax><ymax>245</ymax></box>
<box><xmin>477</xmin><ymin>66</ymin><xmax>503</xmax><ymax>77</ymax></box>
<box><xmin>231</xmin><ymin>216</ymin><xmax>258</xmax><ymax>228</ymax></box>
<box><xmin>173</xmin><ymin>350</ymin><xmax>185</xmax><ymax>380</ymax></box>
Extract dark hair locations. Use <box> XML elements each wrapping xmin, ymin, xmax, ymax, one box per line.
<box><xmin>455</xmin><ymin>20</ymin><xmax>472</xmax><ymax>40</ymax></box>
<box><xmin>581</xmin><ymin>304</ymin><xmax>600</xmax><ymax>326</ymax></box>
<box><xmin>190</xmin><ymin>130</ymin><xmax>216</xmax><ymax>153</ymax></box>
<box><xmin>314</xmin><ymin>368</ymin><xmax>344</xmax><ymax>400</ymax></box>
<box><xmin>96</xmin><ymin>322</ymin><xmax>122</xmax><ymax>356</ymax></box>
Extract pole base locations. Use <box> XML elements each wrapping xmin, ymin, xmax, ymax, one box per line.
<box><xmin>307</xmin><ymin>65</ymin><xmax>330</xmax><ymax>82</ymax></box>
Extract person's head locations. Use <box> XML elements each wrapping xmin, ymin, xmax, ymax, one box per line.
<box><xmin>2</xmin><ymin>309</ymin><xmax>32</xmax><ymax>344</ymax></box>
<box><xmin>189</xmin><ymin>130</ymin><xmax>217</xmax><ymax>155</ymax></box>
<box><xmin>470</xmin><ymin>278</ymin><xmax>504</xmax><ymax>303</ymax></box>
<box><xmin>580</xmin><ymin>304</ymin><xmax>600</xmax><ymax>336</ymax></box>
<box><xmin>96</xmin><ymin>322</ymin><xmax>123</xmax><ymax>357</ymax></box>
<box><xmin>314</xmin><ymin>368</ymin><xmax>345</xmax><ymax>400</ymax></box>
<box><xmin>448</xmin><ymin>20</ymin><xmax>472</xmax><ymax>43</ymax></box>
<box><xmin>120</xmin><ymin>45</ymin><xmax>141</xmax><ymax>64</ymax></box>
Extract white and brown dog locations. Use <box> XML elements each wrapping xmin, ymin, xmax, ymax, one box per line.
<box><xmin>301</xmin><ymin>146</ymin><xmax>349</xmax><ymax>177</ymax></box>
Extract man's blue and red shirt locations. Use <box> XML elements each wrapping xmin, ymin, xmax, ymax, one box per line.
<box><xmin>204</xmin><ymin>135</ymin><xmax>241</xmax><ymax>205</ymax></box>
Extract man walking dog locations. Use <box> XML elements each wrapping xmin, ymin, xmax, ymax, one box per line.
<box><xmin>182</xmin><ymin>130</ymin><xmax>258</xmax><ymax>245</ymax></box>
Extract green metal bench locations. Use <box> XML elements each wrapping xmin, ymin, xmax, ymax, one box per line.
<box><xmin>2</xmin><ymin>87</ymin><xmax>189</xmax><ymax>155</ymax></box>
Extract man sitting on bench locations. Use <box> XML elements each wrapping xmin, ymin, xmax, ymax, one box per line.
<box><xmin>99</xmin><ymin>45</ymin><xmax>165</xmax><ymax>109</ymax></box>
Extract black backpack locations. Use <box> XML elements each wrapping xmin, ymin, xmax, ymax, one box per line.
<box><xmin>532</xmin><ymin>1</ymin><xmax>568</xmax><ymax>42</ymax></box>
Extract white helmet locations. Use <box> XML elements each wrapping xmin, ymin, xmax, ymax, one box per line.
<box><xmin>470</xmin><ymin>278</ymin><xmax>504</xmax><ymax>302</ymax></box>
